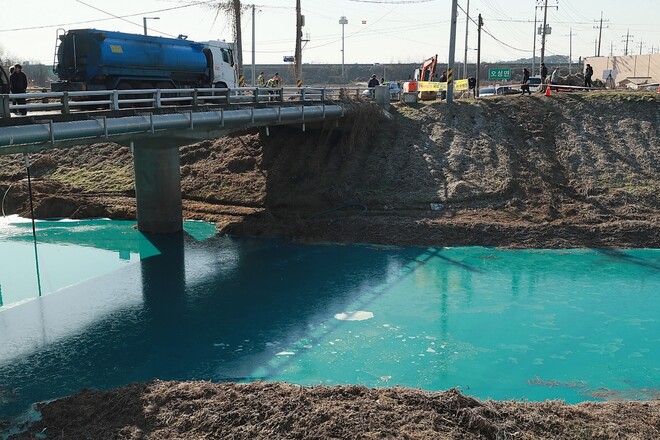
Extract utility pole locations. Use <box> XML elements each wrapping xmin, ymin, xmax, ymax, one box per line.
<box><xmin>593</xmin><ymin>11</ymin><xmax>608</xmax><ymax>57</ymax></box>
<box><xmin>233</xmin><ymin>0</ymin><xmax>243</xmax><ymax>82</ymax></box>
<box><xmin>610</xmin><ymin>41</ymin><xmax>614</xmax><ymax>56</ymax></box>
<box><xmin>540</xmin><ymin>0</ymin><xmax>549</xmax><ymax>67</ymax></box>
<box><xmin>294</xmin><ymin>0</ymin><xmax>302</xmax><ymax>86</ymax></box>
<box><xmin>339</xmin><ymin>16</ymin><xmax>348</xmax><ymax>78</ymax></box>
<box><xmin>476</xmin><ymin>13</ymin><xmax>483</xmax><ymax>97</ymax></box>
<box><xmin>622</xmin><ymin>29</ymin><xmax>633</xmax><ymax>56</ymax></box>
<box><xmin>532</xmin><ymin>3</ymin><xmax>540</xmax><ymax>76</ymax></box>
<box><xmin>446</xmin><ymin>0</ymin><xmax>458</xmax><ymax>104</ymax></box>
<box><xmin>143</xmin><ymin>17</ymin><xmax>159</xmax><ymax>36</ymax></box>
<box><xmin>539</xmin><ymin>0</ymin><xmax>558</xmax><ymax>68</ymax></box>
<box><xmin>463</xmin><ymin>0</ymin><xmax>470</xmax><ymax>79</ymax></box>
<box><xmin>566</xmin><ymin>28</ymin><xmax>575</xmax><ymax>74</ymax></box>
<box><xmin>251</xmin><ymin>5</ymin><xmax>256</xmax><ymax>87</ymax></box>
<box><xmin>637</xmin><ymin>38</ymin><xmax>644</xmax><ymax>55</ymax></box>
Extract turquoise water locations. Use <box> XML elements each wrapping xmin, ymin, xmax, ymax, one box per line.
<box><xmin>0</xmin><ymin>218</ymin><xmax>658</xmax><ymax>421</ymax></box>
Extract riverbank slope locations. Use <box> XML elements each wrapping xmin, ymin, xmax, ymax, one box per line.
<box><xmin>1</xmin><ymin>92</ymin><xmax>658</xmax><ymax>248</ymax></box>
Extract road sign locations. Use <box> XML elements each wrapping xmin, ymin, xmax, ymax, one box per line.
<box><xmin>283</xmin><ymin>56</ymin><xmax>295</xmax><ymax>62</ymax></box>
<box><xmin>488</xmin><ymin>68</ymin><xmax>512</xmax><ymax>80</ymax></box>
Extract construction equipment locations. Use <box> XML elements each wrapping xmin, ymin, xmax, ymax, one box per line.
<box><xmin>413</xmin><ymin>54</ymin><xmax>438</xmax><ymax>100</ymax></box>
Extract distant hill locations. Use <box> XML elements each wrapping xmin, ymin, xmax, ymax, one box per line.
<box><xmin>242</xmin><ymin>56</ymin><xmax>579</xmax><ymax>86</ymax></box>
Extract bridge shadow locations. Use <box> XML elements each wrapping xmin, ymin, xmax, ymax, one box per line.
<box><xmin>0</xmin><ymin>233</ymin><xmax>481</xmax><ymax>421</ymax></box>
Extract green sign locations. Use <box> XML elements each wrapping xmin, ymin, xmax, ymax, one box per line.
<box><xmin>488</xmin><ymin>68</ymin><xmax>512</xmax><ymax>80</ymax></box>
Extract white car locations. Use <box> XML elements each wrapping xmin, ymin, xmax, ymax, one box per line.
<box><xmin>528</xmin><ymin>76</ymin><xmax>542</xmax><ymax>93</ymax></box>
<box><xmin>362</xmin><ymin>81</ymin><xmax>402</xmax><ymax>101</ymax></box>
<box><xmin>478</xmin><ymin>87</ymin><xmax>496</xmax><ymax>97</ymax></box>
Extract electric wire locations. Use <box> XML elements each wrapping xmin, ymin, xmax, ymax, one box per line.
<box><xmin>0</xmin><ymin>1</ymin><xmax>215</xmax><ymax>33</ymax></box>
<box><xmin>23</xmin><ymin>154</ymin><xmax>42</xmax><ymax>298</ymax></box>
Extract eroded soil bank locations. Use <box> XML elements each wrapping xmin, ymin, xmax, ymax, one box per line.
<box><xmin>1</xmin><ymin>92</ymin><xmax>658</xmax><ymax>248</ymax></box>
<box><xmin>1</xmin><ymin>92</ymin><xmax>659</xmax><ymax>438</ymax></box>
<box><xmin>8</xmin><ymin>381</ymin><xmax>660</xmax><ymax>439</ymax></box>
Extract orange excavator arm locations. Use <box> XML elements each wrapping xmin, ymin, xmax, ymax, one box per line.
<box><xmin>419</xmin><ymin>54</ymin><xmax>438</xmax><ymax>81</ymax></box>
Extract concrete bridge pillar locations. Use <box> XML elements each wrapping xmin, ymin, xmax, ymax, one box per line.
<box><xmin>132</xmin><ymin>139</ymin><xmax>183</xmax><ymax>234</ymax></box>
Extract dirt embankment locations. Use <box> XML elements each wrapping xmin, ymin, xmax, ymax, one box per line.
<box><xmin>9</xmin><ymin>380</ymin><xmax>660</xmax><ymax>440</ymax></box>
<box><xmin>2</xmin><ymin>92</ymin><xmax>658</xmax><ymax>248</ymax></box>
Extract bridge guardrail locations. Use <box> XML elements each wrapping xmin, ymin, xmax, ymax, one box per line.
<box><xmin>0</xmin><ymin>86</ymin><xmax>372</xmax><ymax>119</ymax></box>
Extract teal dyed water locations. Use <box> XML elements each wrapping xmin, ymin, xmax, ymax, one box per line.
<box><xmin>0</xmin><ymin>218</ymin><xmax>658</xmax><ymax>421</ymax></box>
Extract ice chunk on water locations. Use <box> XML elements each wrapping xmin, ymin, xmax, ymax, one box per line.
<box><xmin>334</xmin><ymin>311</ymin><xmax>374</xmax><ymax>321</ymax></box>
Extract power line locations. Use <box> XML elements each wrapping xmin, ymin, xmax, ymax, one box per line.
<box><xmin>0</xmin><ymin>1</ymin><xmax>213</xmax><ymax>33</ymax></box>
<box><xmin>348</xmin><ymin>0</ymin><xmax>434</xmax><ymax>3</ymax></box>
<box><xmin>457</xmin><ymin>4</ymin><xmax>531</xmax><ymax>54</ymax></box>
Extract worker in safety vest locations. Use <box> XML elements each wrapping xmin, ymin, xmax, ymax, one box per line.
<box><xmin>267</xmin><ymin>73</ymin><xmax>282</xmax><ymax>88</ymax></box>
<box><xmin>257</xmin><ymin>71</ymin><xmax>265</xmax><ymax>87</ymax></box>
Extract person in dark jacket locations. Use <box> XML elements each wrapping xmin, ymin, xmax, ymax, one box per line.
<box><xmin>439</xmin><ymin>70</ymin><xmax>447</xmax><ymax>82</ymax></box>
<box><xmin>520</xmin><ymin>68</ymin><xmax>531</xmax><ymax>95</ymax></box>
<box><xmin>540</xmin><ymin>62</ymin><xmax>548</xmax><ymax>92</ymax></box>
<box><xmin>9</xmin><ymin>64</ymin><xmax>28</xmax><ymax>115</ymax></box>
<box><xmin>540</xmin><ymin>63</ymin><xmax>548</xmax><ymax>82</ymax></box>
<box><xmin>367</xmin><ymin>74</ymin><xmax>379</xmax><ymax>88</ymax></box>
<box><xmin>584</xmin><ymin>64</ymin><xmax>593</xmax><ymax>88</ymax></box>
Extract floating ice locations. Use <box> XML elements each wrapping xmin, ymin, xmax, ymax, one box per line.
<box><xmin>275</xmin><ymin>351</ymin><xmax>295</xmax><ymax>356</ymax></box>
<box><xmin>334</xmin><ymin>311</ymin><xmax>374</xmax><ymax>321</ymax></box>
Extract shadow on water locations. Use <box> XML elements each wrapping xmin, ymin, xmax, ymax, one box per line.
<box><xmin>0</xmin><ymin>233</ymin><xmax>484</xmax><ymax>421</ymax></box>
<box><xmin>595</xmin><ymin>248</ymin><xmax>660</xmax><ymax>271</ymax></box>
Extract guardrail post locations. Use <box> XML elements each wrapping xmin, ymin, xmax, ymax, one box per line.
<box><xmin>0</xmin><ymin>95</ymin><xmax>10</xmax><ymax>118</ymax></box>
<box><xmin>278</xmin><ymin>88</ymin><xmax>284</xmax><ymax>103</ymax></box>
<box><xmin>112</xmin><ymin>90</ymin><xmax>119</xmax><ymax>111</ymax></box>
<box><xmin>155</xmin><ymin>90</ymin><xmax>162</xmax><ymax>108</ymax></box>
<box><xmin>61</xmin><ymin>92</ymin><xmax>70</xmax><ymax>114</ymax></box>
<box><xmin>301</xmin><ymin>88</ymin><xmax>306</xmax><ymax>102</ymax></box>
<box><xmin>254</xmin><ymin>88</ymin><xmax>260</xmax><ymax>104</ymax></box>
<box><xmin>192</xmin><ymin>89</ymin><xmax>198</xmax><ymax>107</ymax></box>
<box><xmin>321</xmin><ymin>88</ymin><xmax>327</xmax><ymax>101</ymax></box>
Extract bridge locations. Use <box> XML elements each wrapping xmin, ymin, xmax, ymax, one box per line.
<box><xmin>0</xmin><ymin>86</ymin><xmax>368</xmax><ymax>234</ymax></box>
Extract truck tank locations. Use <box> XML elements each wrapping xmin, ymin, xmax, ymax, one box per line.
<box><xmin>53</xmin><ymin>29</ymin><xmax>210</xmax><ymax>91</ymax></box>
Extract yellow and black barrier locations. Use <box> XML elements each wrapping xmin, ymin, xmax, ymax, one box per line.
<box><xmin>417</xmin><ymin>79</ymin><xmax>469</xmax><ymax>92</ymax></box>
<box><xmin>296</xmin><ymin>79</ymin><xmax>303</xmax><ymax>87</ymax></box>
<box><xmin>239</xmin><ymin>74</ymin><xmax>245</xmax><ymax>87</ymax></box>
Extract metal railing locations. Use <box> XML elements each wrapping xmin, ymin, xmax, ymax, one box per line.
<box><xmin>0</xmin><ymin>86</ymin><xmax>372</xmax><ymax>119</ymax></box>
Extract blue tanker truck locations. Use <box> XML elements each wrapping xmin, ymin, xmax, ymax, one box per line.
<box><xmin>51</xmin><ymin>29</ymin><xmax>238</xmax><ymax>92</ymax></box>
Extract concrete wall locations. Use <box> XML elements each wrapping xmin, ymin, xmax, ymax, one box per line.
<box><xmin>584</xmin><ymin>54</ymin><xmax>660</xmax><ymax>86</ymax></box>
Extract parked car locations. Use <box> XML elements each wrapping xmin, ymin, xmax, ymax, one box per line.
<box><xmin>478</xmin><ymin>87</ymin><xmax>496</xmax><ymax>97</ymax></box>
<box><xmin>385</xmin><ymin>81</ymin><xmax>402</xmax><ymax>100</ymax></box>
<box><xmin>362</xmin><ymin>81</ymin><xmax>402</xmax><ymax>101</ymax></box>
<box><xmin>528</xmin><ymin>76</ymin><xmax>542</xmax><ymax>93</ymax></box>
<box><xmin>496</xmin><ymin>85</ymin><xmax>522</xmax><ymax>95</ymax></box>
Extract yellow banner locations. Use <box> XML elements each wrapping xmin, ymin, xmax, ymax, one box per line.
<box><xmin>418</xmin><ymin>79</ymin><xmax>469</xmax><ymax>92</ymax></box>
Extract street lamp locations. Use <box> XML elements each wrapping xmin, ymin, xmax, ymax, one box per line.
<box><xmin>339</xmin><ymin>16</ymin><xmax>348</xmax><ymax>78</ymax></box>
<box><xmin>143</xmin><ymin>17</ymin><xmax>160</xmax><ymax>36</ymax></box>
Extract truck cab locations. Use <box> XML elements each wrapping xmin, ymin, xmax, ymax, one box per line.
<box><xmin>203</xmin><ymin>40</ymin><xmax>238</xmax><ymax>89</ymax></box>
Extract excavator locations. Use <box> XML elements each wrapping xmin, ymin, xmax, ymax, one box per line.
<box><xmin>414</xmin><ymin>54</ymin><xmax>438</xmax><ymax>100</ymax></box>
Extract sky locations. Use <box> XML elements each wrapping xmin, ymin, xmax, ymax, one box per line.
<box><xmin>1</xmin><ymin>0</ymin><xmax>658</xmax><ymax>68</ymax></box>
